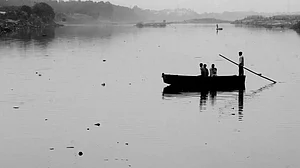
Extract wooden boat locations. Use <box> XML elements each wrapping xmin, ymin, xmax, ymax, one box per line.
<box><xmin>162</xmin><ymin>73</ymin><xmax>246</xmax><ymax>91</ymax></box>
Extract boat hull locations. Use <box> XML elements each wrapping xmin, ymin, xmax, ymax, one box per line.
<box><xmin>162</xmin><ymin>73</ymin><xmax>246</xmax><ymax>91</ymax></box>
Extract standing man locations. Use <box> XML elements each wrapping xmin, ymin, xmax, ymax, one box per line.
<box><xmin>239</xmin><ymin>51</ymin><xmax>244</xmax><ymax>76</ymax></box>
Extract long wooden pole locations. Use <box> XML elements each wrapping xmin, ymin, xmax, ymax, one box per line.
<box><xmin>219</xmin><ymin>54</ymin><xmax>277</xmax><ymax>83</ymax></box>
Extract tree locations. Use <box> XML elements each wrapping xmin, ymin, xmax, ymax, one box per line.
<box><xmin>20</xmin><ymin>5</ymin><xmax>32</xmax><ymax>16</ymax></box>
<box><xmin>32</xmin><ymin>2</ymin><xmax>55</xmax><ymax>23</ymax></box>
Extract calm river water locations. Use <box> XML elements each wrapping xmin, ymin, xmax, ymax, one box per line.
<box><xmin>1</xmin><ymin>24</ymin><xmax>300</xmax><ymax>168</ymax></box>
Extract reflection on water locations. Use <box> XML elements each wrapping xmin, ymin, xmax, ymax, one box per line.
<box><xmin>162</xmin><ymin>86</ymin><xmax>245</xmax><ymax>115</ymax></box>
<box><xmin>0</xmin><ymin>28</ymin><xmax>55</xmax><ymax>49</ymax></box>
<box><xmin>238</xmin><ymin>90</ymin><xmax>244</xmax><ymax>121</ymax></box>
<box><xmin>199</xmin><ymin>90</ymin><xmax>209</xmax><ymax>111</ymax></box>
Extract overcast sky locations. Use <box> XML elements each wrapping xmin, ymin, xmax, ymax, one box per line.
<box><xmin>108</xmin><ymin>0</ymin><xmax>300</xmax><ymax>13</ymax></box>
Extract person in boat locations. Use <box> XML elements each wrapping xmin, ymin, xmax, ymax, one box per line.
<box><xmin>199</xmin><ymin>63</ymin><xmax>204</xmax><ymax>76</ymax></box>
<box><xmin>203</xmin><ymin>64</ymin><xmax>209</xmax><ymax>77</ymax></box>
<box><xmin>210</xmin><ymin>64</ymin><xmax>217</xmax><ymax>77</ymax></box>
<box><xmin>239</xmin><ymin>51</ymin><xmax>244</xmax><ymax>76</ymax></box>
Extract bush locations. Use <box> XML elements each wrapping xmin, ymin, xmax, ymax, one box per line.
<box><xmin>292</xmin><ymin>21</ymin><xmax>300</xmax><ymax>30</ymax></box>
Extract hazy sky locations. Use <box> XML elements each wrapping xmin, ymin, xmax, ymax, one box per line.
<box><xmin>108</xmin><ymin>0</ymin><xmax>300</xmax><ymax>13</ymax></box>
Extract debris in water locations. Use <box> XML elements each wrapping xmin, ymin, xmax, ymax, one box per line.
<box><xmin>66</xmin><ymin>147</ymin><xmax>74</xmax><ymax>149</ymax></box>
<box><xmin>129</xmin><ymin>83</ymin><xmax>131</xmax><ymax>85</ymax></box>
<box><xmin>94</xmin><ymin>123</ymin><xmax>100</xmax><ymax>126</ymax></box>
<box><xmin>36</xmin><ymin>72</ymin><xmax>38</xmax><ymax>74</ymax></box>
<box><xmin>45</xmin><ymin>118</ymin><xmax>48</xmax><ymax>121</ymax></box>
<box><xmin>129</xmin><ymin>164</ymin><xmax>131</xmax><ymax>167</ymax></box>
<box><xmin>78</xmin><ymin>151</ymin><xmax>83</xmax><ymax>156</ymax></box>
<box><xmin>103</xmin><ymin>59</ymin><xmax>106</xmax><ymax>62</ymax></box>
<box><xmin>231</xmin><ymin>113</ymin><xmax>236</xmax><ymax>115</ymax></box>
<box><xmin>39</xmin><ymin>74</ymin><xmax>42</xmax><ymax>76</ymax></box>
<box><xmin>87</xmin><ymin>128</ymin><xmax>90</xmax><ymax>131</ymax></box>
<box><xmin>117</xmin><ymin>142</ymin><xmax>119</xmax><ymax>144</ymax></box>
<box><xmin>125</xmin><ymin>143</ymin><xmax>129</xmax><ymax>146</ymax></box>
<box><xmin>13</xmin><ymin>106</ymin><xmax>19</xmax><ymax>109</ymax></box>
<box><xmin>205</xmin><ymin>143</ymin><xmax>207</xmax><ymax>145</ymax></box>
<box><xmin>49</xmin><ymin>148</ymin><xmax>54</xmax><ymax>151</ymax></box>
<box><xmin>101</xmin><ymin>83</ymin><xmax>106</xmax><ymax>86</ymax></box>
<box><xmin>104</xmin><ymin>159</ymin><xmax>109</xmax><ymax>161</ymax></box>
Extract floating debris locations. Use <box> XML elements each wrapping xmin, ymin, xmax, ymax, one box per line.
<box><xmin>104</xmin><ymin>159</ymin><xmax>109</xmax><ymax>161</ymax></box>
<box><xmin>205</xmin><ymin>143</ymin><xmax>207</xmax><ymax>145</ymax></box>
<box><xmin>36</xmin><ymin>72</ymin><xmax>38</xmax><ymax>74</ymax></box>
<box><xmin>101</xmin><ymin>83</ymin><xmax>106</xmax><ymax>86</ymax></box>
<box><xmin>231</xmin><ymin>113</ymin><xmax>236</xmax><ymax>115</ymax></box>
<box><xmin>39</xmin><ymin>74</ymin><xmax>42</xmax><ymax>76</ymax></box>
<box><xmin>49</xmin><ymin>148</ymin><xmax>54</xmax><ymax>151</ymax></box>
<box><xmin>78</xmin><ymin>151</ymin><xmax>83</xmax><ymax>156</ymax></box>
<box><xmin>87</xmin><ymin>128</ymin><xmax>90</xmax><ymax>131</ymax></box>
<box><xmin>129</xmin><ymin>164</ymin><xmax>131</xmax><ymax>167</ymax></box>
<box><xmin>117</xmin><ymin>142</ymin><xmax>119</xmax><ymax>144</ymax></box>
<box><xmin>13</xmin><ymin>106</ymin><xmax>19</xmax><ymax>109</ymax></box>
<box><xmin>103</xmin><ymin>59</ymin><xmax>106</xmax><ymax>62</ymax></box>
<box><xmin>94</xmin><ymin>123</ymin><xmax>100</xmax><ymax>127</ymax></box>
<box><xmin>125</xmin><ymin>143</ymin><xmax>129</xmax><ymax>146</ymax></box>
<box><xmin>45</xmin><ymin>118</ymin><xmax>48</xmax><ymax>121</ymax></box>
<box><xmin>129</xmin><ymin>83</ymin><xmax>131</xmax><ymax>85</ymax></box>
<box><xmin>66</xmin><ymin>147</ymin><xmax>74</xmax><ymax>149</ymax></box>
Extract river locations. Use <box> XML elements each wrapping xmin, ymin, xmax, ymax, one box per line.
<box><xmin>1</xmin><ymin>23</ymin><xmax>300</xmax><ymax>168</ymax></box>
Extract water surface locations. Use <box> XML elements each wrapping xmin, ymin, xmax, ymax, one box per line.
<box><xmin>1</xmin><ymin>24</ymin><xmax>300</xmax><ymax>168</ymax></box>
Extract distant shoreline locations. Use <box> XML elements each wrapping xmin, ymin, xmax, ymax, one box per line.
<box><xmin>231</xmin><ymin>15</ymin><xmax>300</xmax><ymax>31</ymax></box>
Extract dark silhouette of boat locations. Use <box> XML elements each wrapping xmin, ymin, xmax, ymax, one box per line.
<box><xmin>162</xmin><ymin>73</ymin><xmax>246</xmax><ymax>91</ymax></box>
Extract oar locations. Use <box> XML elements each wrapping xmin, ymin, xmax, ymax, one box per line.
<box><xmin>219</xmin><ymin>54</ymin><xmax>277</xmax><ymax>83</ymax></box>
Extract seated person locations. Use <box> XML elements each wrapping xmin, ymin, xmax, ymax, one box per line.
<box><xmin>210</xmin><ymin>64</ymin><xmax>217</xmax><ymax>77</ymax></box>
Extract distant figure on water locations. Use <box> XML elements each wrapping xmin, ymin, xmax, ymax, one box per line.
<box><xmin>216</xmin><ymin>24</ymin><xmax>223</xmax><ymax>31</ymax></box>
<box><xmin>239</xmin><ymin>51</ymin><xmax>244</xmax><ymax>76</ymax></box>
<box><xmin>210</xmin><ymin>64</ymin><xmax>217</xmax><ymax>77</ymax></box>
<box><xmin>203</xmin><ymin>64</ymin><xmax>209</xmax><ymax>77</ymax></box>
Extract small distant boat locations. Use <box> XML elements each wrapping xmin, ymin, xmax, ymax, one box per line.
<box><xmin>162</xmin><ymin>73</ymin><xmax>246</xmax><ymax>91</ymax></box>
<box><xmin>216</xmin><ymin>24</ymin><xmax>223</xmax><ymax>30</ymax></box>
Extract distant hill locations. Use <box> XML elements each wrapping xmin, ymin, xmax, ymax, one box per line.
<box><xmin>182</xmin><ymin>18</ymin><xmax>231</xmax><ymax>24</ymax></box>
<box><xmin>1</xmin><ymin>0</ymin><xmax>300</xmax><ymax>23</ymax></box>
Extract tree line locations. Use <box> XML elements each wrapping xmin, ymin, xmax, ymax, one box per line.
<box><xmin>0</xmin><ymin>0</ymin><xmax>141</xmax><ymax>21</ymax></box>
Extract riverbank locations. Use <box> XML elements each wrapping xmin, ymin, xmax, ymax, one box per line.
<box><xmin>232</xmin><ymin>15</ymin><xmax>300</xmax><ymax>30</ymax></box>
<box><xmin>0</xmin><ymin>3</ymin><xmax>62</xmax><ymax>36</ymax></box>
